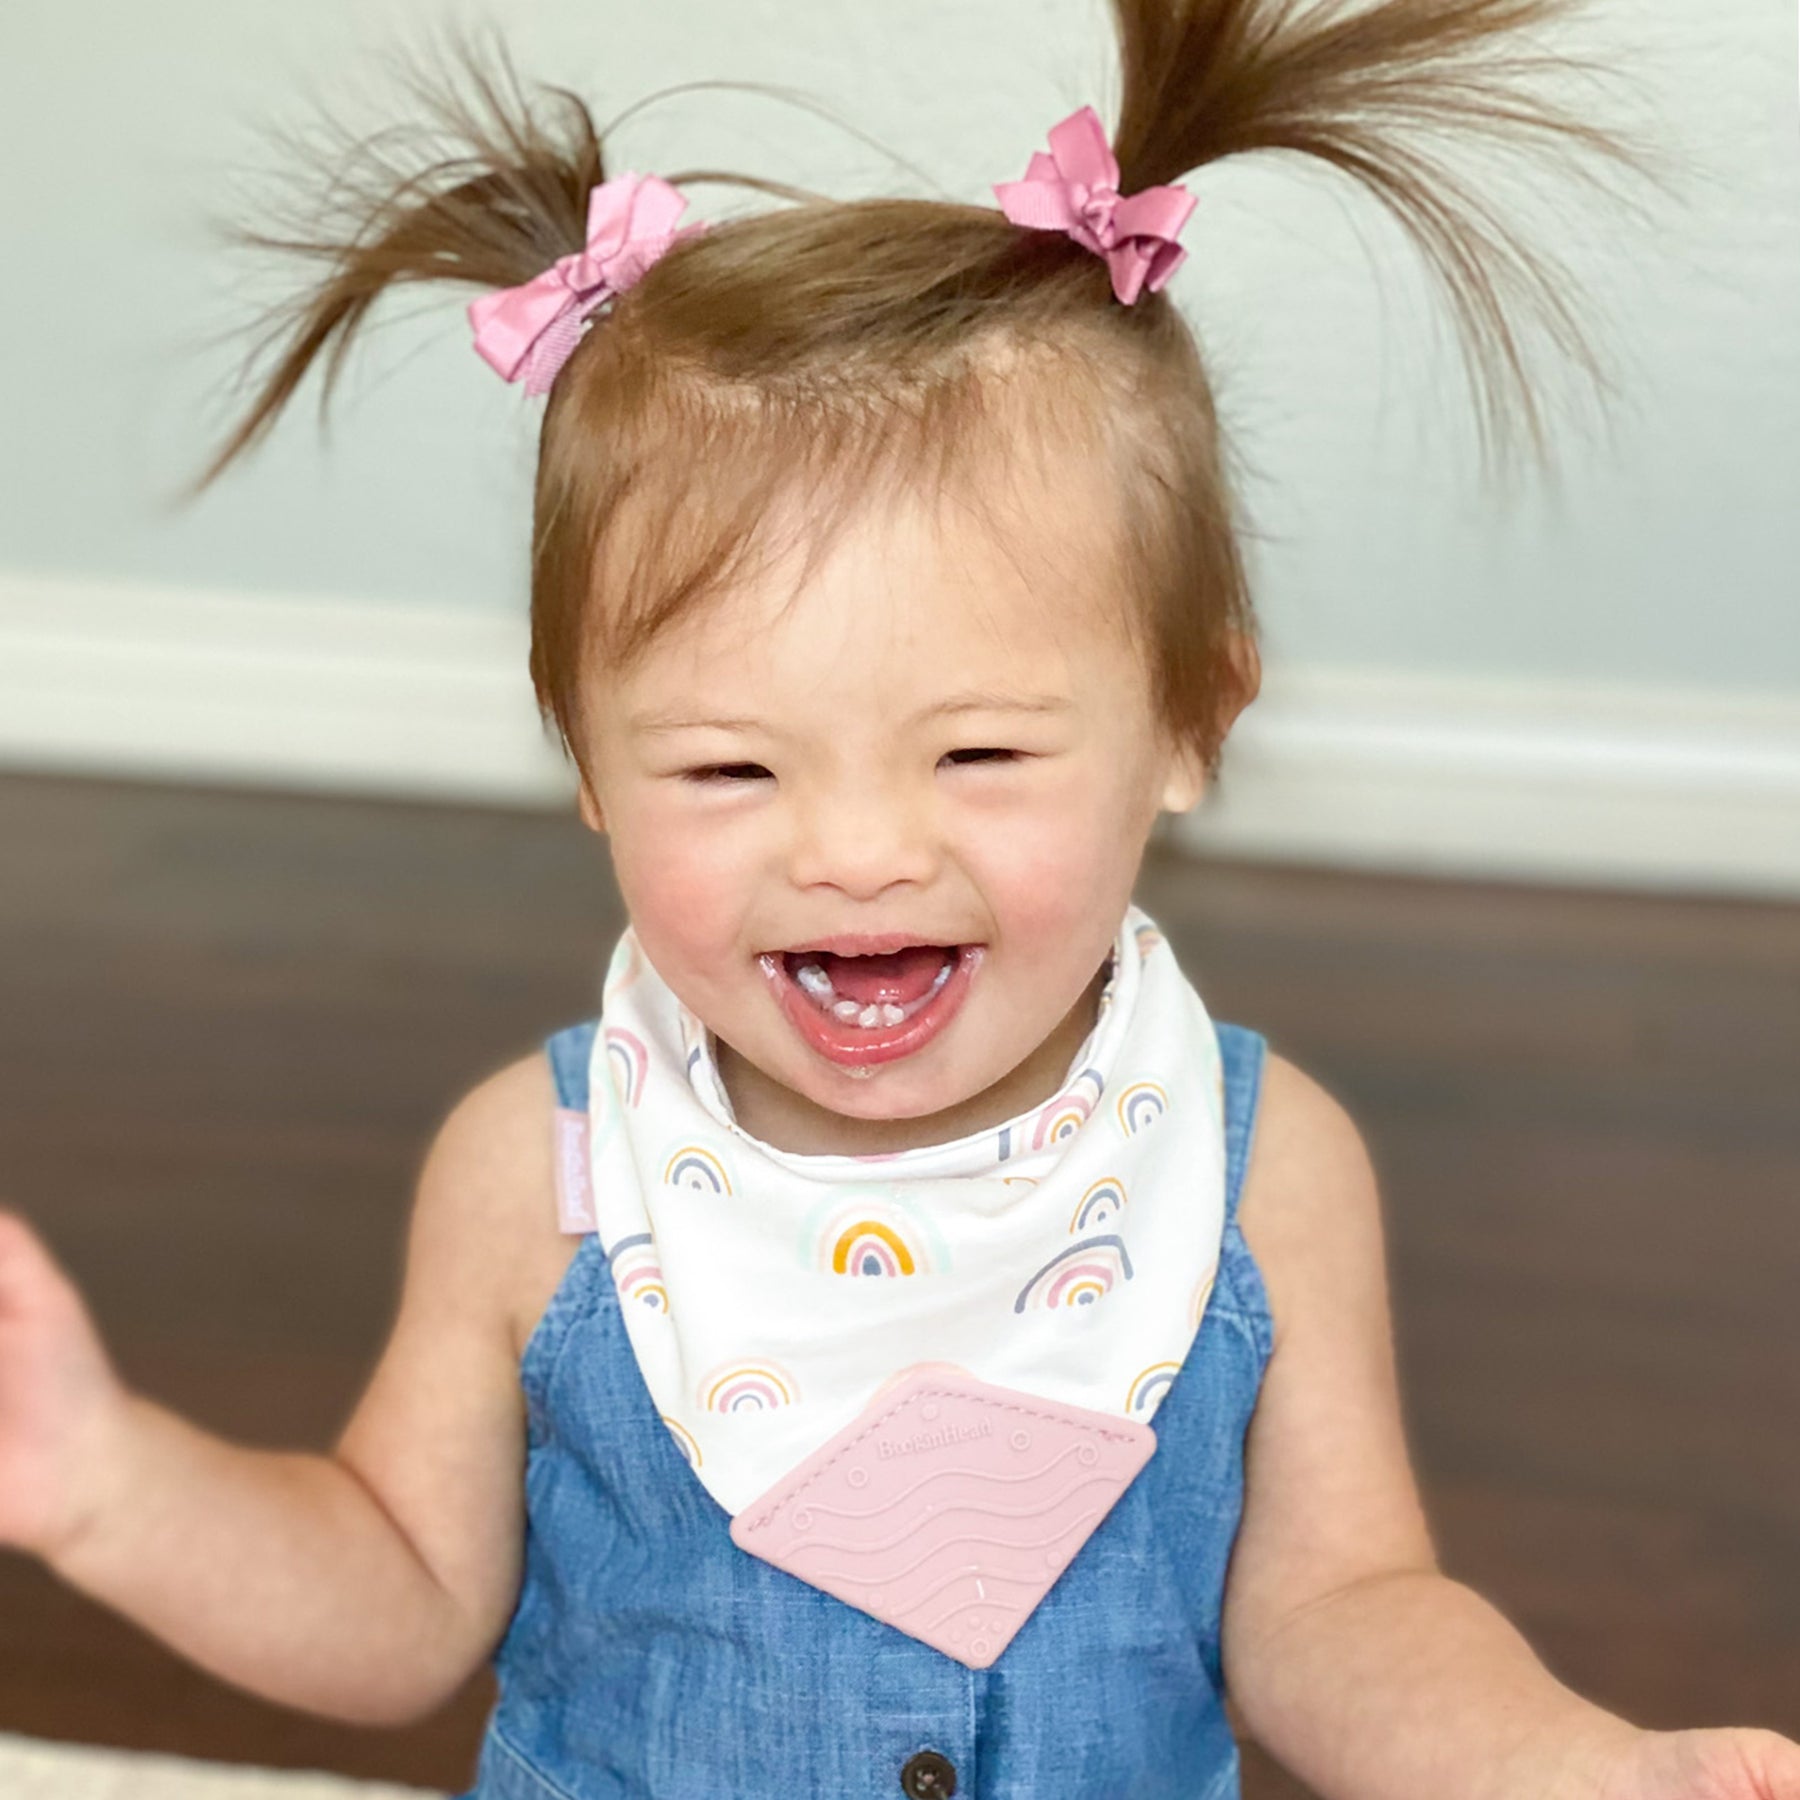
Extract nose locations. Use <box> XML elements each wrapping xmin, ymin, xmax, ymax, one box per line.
<box><xmin>786</xmin><ymin>773</ymin><xmax>939</xmax><ymax>900</ymax></box>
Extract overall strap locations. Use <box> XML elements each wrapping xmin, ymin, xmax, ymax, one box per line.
<box><xmin>1212</xmin><ymin>1021</ymin><xmax>1268</xmax><ymax>1228</ymax></box>
<box><xmin>546</xmin><ymin>1021</ymin><xmax>599</xmax><ymax>1234</ymax></box>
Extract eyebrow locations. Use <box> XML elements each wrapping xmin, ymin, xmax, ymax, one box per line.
<box><xmin>918</xmin><ymin>691</ymin><xmax>1073</xmax><ymax>721</ymax></box>
<box><xmin>630</xmin><ymin>712</ymin><xmax>764</xmax><ymax>736</ymax></box>
<box><xmin>629</xmin><ymin>692</ymin><xmax>1072</xmax><ymax>735</ymax></box>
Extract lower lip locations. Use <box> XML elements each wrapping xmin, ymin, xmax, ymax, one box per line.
<box><xmin>760</xmin><ymin>946</ymin><xmax>984</xmax><ymax>1069</ymax></box>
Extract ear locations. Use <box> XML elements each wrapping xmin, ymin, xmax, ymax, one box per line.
<box><xmin>1158</xmin><ymin>739</ymin><xmax>1208</xmax><ymax>815</ymax></box>
<box><xmin>1219</xmin><ymin>629</ymin><xmax>1262</xmax><ymax>731</ymax></box>
<box><xmin>1158</xmin><ymin>630</ymin><xmax>1262</xmax><ymax>815</ymax></box>
<box><xmin>576</xmin><ymin>779</ymin><xmax>606</xmax><ymax>835</ymax></box>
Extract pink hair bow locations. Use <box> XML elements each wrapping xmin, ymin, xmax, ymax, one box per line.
<box><xmin>994</xmin><ymin>106</ymin><xmax>1195</xmax><ymax>305</ymax></box>
<box><xmin>468</xmin><ymin>172</ymin><xmax>705</xmax><ymax>395</ymax></box>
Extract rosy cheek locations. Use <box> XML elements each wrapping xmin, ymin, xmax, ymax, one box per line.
<box><xmin>959</xmin><ymin>779</ymin><xmax>1126</xmax><ymax>934</ymax></box>
<box><xmin>998</xmin><ymin>851</ymin><xmax>1114</xmax><ymax>949</ymax></box>
<box><xmin>609</xmin><ymin>802</ymin><xmax>744</xmax><ymax>966</ymax></box>
<box><xmin>630</xmin><ymin>858</ymin><xmax>721</xmax><ymax>935</ymax></box>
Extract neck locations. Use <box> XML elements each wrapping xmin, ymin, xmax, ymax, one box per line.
<box><xmin>714</xmin><ymin>960</ymin><xmax>1110</xmax><ymax>1157</ymax></box>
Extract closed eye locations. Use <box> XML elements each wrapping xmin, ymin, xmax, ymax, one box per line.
<box><xmin>941</xmin><ymin>747</ymin><xmax>1021</xmax><ymax>767</ymax></box>
<box><xmin>682</xmin><ymin>763</ymin><xmax>773</xmax><ymax>784</ymax></box>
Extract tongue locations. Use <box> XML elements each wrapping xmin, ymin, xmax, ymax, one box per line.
<box><xmin>812</xmin><ymin>945</ymin><xmax>953</xmax><ymax>1005</ymax></box>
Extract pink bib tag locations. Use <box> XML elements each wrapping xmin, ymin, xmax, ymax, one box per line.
<box><xmin>729</xmin><ymin>1363</ymin><xmax>1156</xmax><ymax>1668</ymax></box>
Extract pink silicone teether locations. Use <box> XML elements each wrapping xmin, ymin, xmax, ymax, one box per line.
<box><xmin>729</xmin><ymin>1364</ymin><xmax>1155</xmax><ymax>1668</ymax></box>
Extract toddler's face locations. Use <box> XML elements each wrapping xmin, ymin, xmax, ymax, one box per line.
<box><xmin>576</xmin><ymin>475</ymin><xmax>1205</xmax><ymax>1155</ymax></box>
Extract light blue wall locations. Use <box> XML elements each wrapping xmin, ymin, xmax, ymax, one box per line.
<box><xmin>2</xmin><ymin>0</ymin><xmax>1795</xmax><ymax>691</ymax></box>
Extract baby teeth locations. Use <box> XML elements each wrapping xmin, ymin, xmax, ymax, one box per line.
<box><xmin>795</xmin><ymin>962</ymin><xmax>834</xmax><ymax>1000</ymax></box>
<box><xmin>854</xmin><ymin>1003</ymin><xmax>905</xmax><ymax>1027</ymax></box>
<box><xmin>829</xmin><ymin>997</ymin><xmax>923</xmax><ymax>1029</ymax></box>
<box><xmin>788</xmin><ymin>948</ymin><xmax>960</xmax><ymax>1031</ymax></box>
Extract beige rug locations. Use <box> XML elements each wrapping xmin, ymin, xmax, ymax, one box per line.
<box><xmin>0</xmin><ymin>1731</ymin><xmax>449</xmax><ymax>1799</ymax></box>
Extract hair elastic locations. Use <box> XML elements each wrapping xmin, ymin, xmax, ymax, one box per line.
<box><xmin>994</xmin><ymin>105</ymin><xmax>1195</xmax><ymax>305</ymax></box>
<box><xmin>469</xmin><ymin>106</ymin><xmax>1194</xmax><ymax>392</ymax></box>
<box><xmin>467</xmin><ymin>171</ymin><xmax>705</xmax><ymax>394</ymax></box>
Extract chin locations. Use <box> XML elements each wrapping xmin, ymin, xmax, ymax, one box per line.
<box><xmin>789</xmin><ymin>1051</ymin><xmax>984</xmax><ymax>1121</ymax></box>
<box><xmin>820</xmin><ymin>1065</ymin><xmax>986</xmax><ymax>1123</ymax></box>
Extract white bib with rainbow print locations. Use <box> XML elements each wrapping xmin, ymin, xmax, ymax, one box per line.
<box><xmin>578</xmin><ymin>903</ymin><xmax>1228</xmax><ymax>1517</ymax></box>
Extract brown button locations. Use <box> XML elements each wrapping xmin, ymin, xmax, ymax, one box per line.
<box><xmin>900</xmin><ymin>1748</ymin><xmax>958</xmax><ymax>1798</ymax></box>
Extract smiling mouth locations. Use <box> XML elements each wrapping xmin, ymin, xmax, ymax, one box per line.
<box><xmin>756</xmin><ymin>941</ymin><xmax>983</xmax><ymax>1068</ymax></box>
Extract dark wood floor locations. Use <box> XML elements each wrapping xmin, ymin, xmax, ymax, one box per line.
<box><xmin>0</xmin><ymin>768</ymin><xmax>1794</xmax><ymax>1796</ymax></box>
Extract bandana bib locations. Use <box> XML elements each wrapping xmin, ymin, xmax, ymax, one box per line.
<box><xmin>568</xmin><ymin>904</ymin><xmax>1228</xmax><ymax>1661</ymax></box>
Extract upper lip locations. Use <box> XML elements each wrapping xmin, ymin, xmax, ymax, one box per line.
<box><xmin>772</xmin><ymin>934</ymin><xmax>965</xmax><ymax>958</ymax></box>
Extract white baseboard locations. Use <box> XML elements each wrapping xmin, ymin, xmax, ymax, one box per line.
<box><xmin>0</xmin><ymin>573</ymin><xmax>573</xmax><ymax>807</ymax></box>
<box><xmin>3</xmin><ymin>573</ymin><xmax>1797</xmax><ymax>898</ymax></box>
<box><xmin>1173</xmin><ymin>664</ymin><xmax>1800</xmax><ymax>899</ymax></box>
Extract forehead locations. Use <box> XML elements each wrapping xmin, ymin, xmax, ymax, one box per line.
<box><xmin>611</xmin><ymin>443</ymin><xmax>1140</xmax><ymax>715</ymax></box>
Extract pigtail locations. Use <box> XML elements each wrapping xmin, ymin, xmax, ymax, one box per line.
<box><xmin>1106</xmin><ymin>0</ymin><xmax>1661</xmax><ymax>473</ymax></box>
<box><xmin>180</xmin><ymin>28</ymin><xmax>611</xmax><ymax>499</ymax></box>
<box><xmin>170</xmin><ymin>2</ymin><xmax>1666</xmax><ymax>781</ymax></box>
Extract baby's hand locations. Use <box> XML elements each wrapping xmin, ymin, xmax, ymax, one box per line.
<box><xmin>1594</xmin><ymin>1727</ymin><xmax>1800</xmax><ymax>1800</ymax></box>
<box><xmin>0</xmin><ymin>1207</ymin><xmax>132</xmax><ymax>1560</ymax></box>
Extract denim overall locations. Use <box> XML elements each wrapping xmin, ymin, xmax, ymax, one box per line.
<box><xmin>458</xmin><ymin>1019</ymin><xmax>1274</xmax><ymax>1800</ymax></box>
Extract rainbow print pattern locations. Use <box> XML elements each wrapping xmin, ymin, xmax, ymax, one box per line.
<box><xmin>816</xmin><ymin>1206</ymin><xmax>933</xmax><ymax>1277</ymax></box>
<box><xmin>1029</xmin><ymin>1065</ymin><xmax>1106</xmax><ymax>1151</ymax></box>
<box><xmin>700</xmin><ymin>1360</ymin><xmax>799</xmax><ymax>1413</ymax></box>
<box><xmin>1068</xmin><ymin>1175</ymin><xmax>1129</xmax><ymax>1233</ymax></box>
<box><xmin>1134</xmin><ymin>921</ymin><xmax>1164</xmax><ymax>958</ymax></box>
<box><xmin>607</xmin><ymin>1232</ymin><xmax>669</xmax><ymax>1313</ymax></box>
<box><xmin>1190</xmin><ymin>1269</ymin><xmax>1216</xmax><ymax>1330</ymax></box>
<box><xmin>663</xmin><ymin>1143</ymin><xmax>734</xmax><ymax>1194</ymax></box>
<box><xmin>604</xmin><ymin>1028</ymin><xmax>648</xmax><ymax>1108</ymax></box>
<box><xmin>660</xmin><ymin>1413</ymin><xmax>702</xmax><ymax>1467</ymax></box>
<box><xmin>1012</xmin><ymin>1234</ymin><xmax>1134</xmax><ymax>1312</ymax></box>
<box><xmin>605</xmin><ymin>933</ymin><xmax>643</xmax><ymax>995</ymax></box>
<box><xmin>1126</xmin><ymin>1360</ymin><xmax>1183</xmax><ymax>1418</ymax></box>
<box><xmin>1115</xmin><ymin>1080</ymin><xmax>1169</xmax><ymax>1135</ymax></box>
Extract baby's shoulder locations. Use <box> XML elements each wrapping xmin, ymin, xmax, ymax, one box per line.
<box><xmin>421</xmin><ymin>1047</ymin><xmax>582</xmax><ymax>1365</ymax></box>
<box><xmin>1232</xmin><ymin>1049</ymin><xmax>1386</xmax><ymax>1351</ymax></box>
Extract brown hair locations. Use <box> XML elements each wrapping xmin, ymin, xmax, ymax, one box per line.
<box><xmin>185</xmin><ymin>0</ymin><xmax>1659</xmax><ymax>780</ymax></box>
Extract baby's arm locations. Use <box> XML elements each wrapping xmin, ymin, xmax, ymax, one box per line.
<box><xmin>0</xmin><ymin>1052</ymin><xmax>555</xmax><ymax>1728</ymax></box>
<box><xmin>1219</xmin><ymin>1054</ymin><xmax>1640</xmax><ymax>1800</ymax></box>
